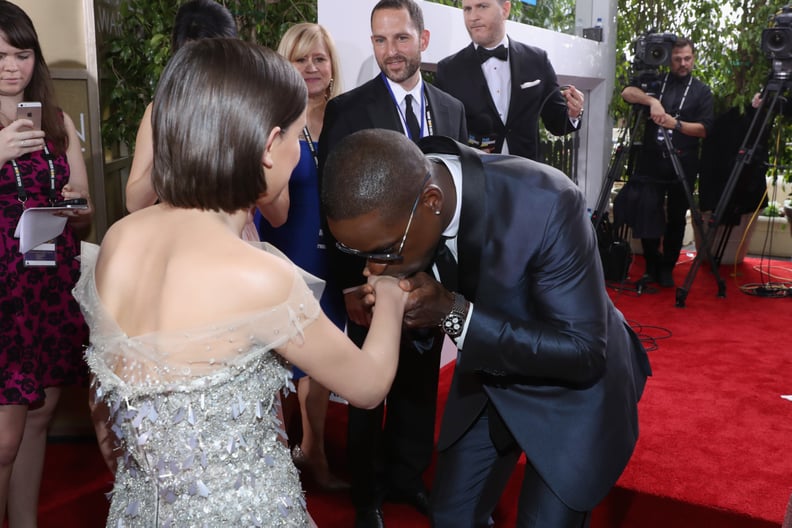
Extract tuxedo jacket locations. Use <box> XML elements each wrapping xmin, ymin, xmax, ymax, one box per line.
<box><xmin>418</xmin><ymin>136</ymin><xmax>652</xmax><ymax>511</ymax></box>
<box><xmin>435</xmin><ymin>38</ymin><xmax>578</xmax><ymax>160</ymax></box>
<box><xmin>318</xmin><ymin>74</ymin><xmax>468</xmax><ymax>290</ymax></box>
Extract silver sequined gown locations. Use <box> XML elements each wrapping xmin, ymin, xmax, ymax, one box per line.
<box><xmin>73</xmin><ymin>242</ymin><xmax>323</xmax><ymax>527</ymax></box>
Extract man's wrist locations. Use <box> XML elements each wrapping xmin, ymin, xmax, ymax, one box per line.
<box><xmin>440</xmin><ymin>293</ymin><xmax>469</xmax><ymax>339</ymax></box>
<box><xmin>674</xmin><ymin>119</ymin><xmax>683</xmax><ymax>132</ymax></box>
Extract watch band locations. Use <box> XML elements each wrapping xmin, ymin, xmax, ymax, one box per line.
<box><xmin>440</xmin><ymin>293</ymin><xmax>469</xmax><ymax>339</ymax></box>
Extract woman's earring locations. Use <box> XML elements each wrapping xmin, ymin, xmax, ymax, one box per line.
<box><xmin>326</xmin><ymin>78</ymin><xmax>334</xmax><ymax>99</ymax></box>
<box><xmin>434</xmin><ymin>209</ymin><xmax>441</xmax><ymax>216</ymax></box>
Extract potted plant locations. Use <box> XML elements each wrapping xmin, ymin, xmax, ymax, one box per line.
<box><xmin>748</xmin><ymin>199</ymin><xmax>792</xmax><ymax>257</ymax></box>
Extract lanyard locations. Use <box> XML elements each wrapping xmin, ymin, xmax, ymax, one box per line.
<box><xmin>381</xmin><ymin>73</ymin><xmax>434</xmax><ymax>139</ymax></box>
<box><xmin>302</xmin><ymin>126</ymin><xmax>319</xmax><ymax>170</ymax></box>
<box><xmin>12</xmin><ymin>143</ymin><xmax>56</xmax><ymax>207</ymax></box>
<box><xmin>659</xmin><ymin>74</ymin><xmax>693</xmax><ymax>118</ymax></box>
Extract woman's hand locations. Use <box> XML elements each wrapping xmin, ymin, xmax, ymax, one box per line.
<box><xmin>0</xmin><ymin>119</ymin><xmax>45</xmax><ymax>164</ymax></box>
<box><xmin>58</xmin><ymin>182</ymin><xmax>93</xmax><ymax>228</ymax></box>
<box><xmin>368</xmin><ymin>274</ymin><xmax>408</xmax><ymax>310</ymax></box>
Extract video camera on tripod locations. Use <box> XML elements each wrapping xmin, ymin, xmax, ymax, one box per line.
<box><xmin>676</xmin><ymin>6</ymin><xmax>792</xmax><ymax>305</ymax></box>
<box><xmin>592</xmin><ymin>30</ymin><xmax>681</xmax><ymax>286</ymax></box>
<box><xmin>630</xmin><ymin>31</ymin><xmax>677</xmax><ymax>93</ymax></box>
<box><xmin>762</xmin><ymin>6</ymin><xmax>792</xmax><ymax>79</ymax></box>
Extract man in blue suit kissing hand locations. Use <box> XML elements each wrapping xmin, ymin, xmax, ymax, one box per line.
<box><xmin>322</xmin><ymin>128</ymin><xmax>651</xmax><ymax>528</ymax></box>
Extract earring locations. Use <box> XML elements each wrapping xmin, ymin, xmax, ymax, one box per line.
<box><xmin>326</xmin><ymin>78</ymin><xmax>334</xmax><ymax>99</ymax></box>
<box><xmin>434</xmin><ymin>209</ymin><xmax>441</xmax><ymax>216</ymax></box>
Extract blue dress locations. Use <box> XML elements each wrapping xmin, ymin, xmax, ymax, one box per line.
<box><xmin>255</xmin><ymin>140</ymin><xmax>346</xmax><ymax>378</ymax></box>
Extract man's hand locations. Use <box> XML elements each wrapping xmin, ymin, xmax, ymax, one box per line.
<box><xmin>343</xmin><ymin>284</ymin><xmax>375</xmax><ymax>327</ymax></box>
<box><xmin>563</xmin><ymin>85</ymin><xmax>585</xmax><ymax>120</ymax></box>
<box><xmin>398</xmin><ymin>272</ymin><xmax>455</xmax><ymax>329</ymax></box>
<box><xmin>648</xmin><ymin>98</ymin><xmax>668</xmax><ymax>124</ymax></box>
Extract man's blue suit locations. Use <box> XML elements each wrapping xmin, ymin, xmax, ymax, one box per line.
<box><xmin>418</xmin><ymin>136</ymin><xmax>652</xmax><ymax>521</ymax></box>
<box><xmin>435</xmin><ymin>38</ymin><xmax>578</xmax><ymax>160</ymax></box>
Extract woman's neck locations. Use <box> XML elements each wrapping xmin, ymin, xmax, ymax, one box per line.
<box><xmin>304</xmin><ymin>95</ymin><xmax>327</xmax><ymax>140</ymax></box>
<box><xmin>163</xmin><ymin>205</ymin><xmax>251</xmax><ymax>238</ymax></box>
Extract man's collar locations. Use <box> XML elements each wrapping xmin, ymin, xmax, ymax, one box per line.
<box><xmin>382</xmin><ymin>74</ymin><xmax>423</xmax><ymax>102</ymax></box>
<box><xmin>473</xmin><ymin>35</ymin><xmax>509</xmax><ymax>51</ymax></box>
<box><xmin>670</xmin><ymin>72</ymin><xmax>692</xmax><ymax>84</ymax></box>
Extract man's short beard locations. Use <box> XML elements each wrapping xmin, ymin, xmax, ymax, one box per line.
<box><xmin>380</xmin><ymin>56</ymin><xmax>420</xmax><ymax>84</ymax></box>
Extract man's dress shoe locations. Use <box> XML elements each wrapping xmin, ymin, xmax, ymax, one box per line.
<box><xmin>354</xmin><ymin>507</ymin><xmax>385</xmax><ymax>528</ymax></box>
<box><xmin>389</xmin><ymin>489</ymin><xmax>431</xmax><ymax>516</ymax></box>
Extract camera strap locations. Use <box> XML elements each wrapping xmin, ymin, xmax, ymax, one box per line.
<box><xmin>381</xmin><ymin>73</ymin><xmax>434</xmax><ymax>140</ymax></box>
<box><xmin>302</xmin><ymin>126</ymin><xmax>319</xmax><ymax>170</ymax></box>
<box><xmin>658</xmin><ymin>73</ymin><xmax>693</xmax><ymax>118</ymax></box>
<box><xmin>11</xmin><ymin>143</ymin><xmax>56</xmax><ymax>207</ymax></box>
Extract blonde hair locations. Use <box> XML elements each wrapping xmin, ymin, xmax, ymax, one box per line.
<box><xmin>277</xmin><ymin>23</ymin><xmax>343</xmax><ymax>99</ymax></box>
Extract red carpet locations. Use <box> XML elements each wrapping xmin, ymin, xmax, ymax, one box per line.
<box><xmin>594</xmin><ymin>253</ymin><xmax>792</xmax><ymax>528</ymax></box>
<box><xmin>36</xmin><ymin>254</ymin><xmax>792</xmax><ymax>527</ymax></box>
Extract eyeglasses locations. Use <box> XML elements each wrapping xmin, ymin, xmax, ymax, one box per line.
<box><xmin>335</xmin><ymin>172</ymin><xmax>431</xmax><ymax>264</ymax></box>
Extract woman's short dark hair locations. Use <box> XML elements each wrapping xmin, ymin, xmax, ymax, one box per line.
<box><xmin>0</xmin><ymin>1</ymin><xmax>68</xmax><ymax>153</ymax></box>
<box><xmin>151</xmin><ymin>38</ymin><xmax>307</xmax><ymax>212</ymax></box>
<box><xmin>172</xmin><ymin>0</ymin><xmax>238</xmax><ymax>52</ymax></box>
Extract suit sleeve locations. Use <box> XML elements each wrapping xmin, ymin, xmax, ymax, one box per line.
<box><xmin>318</xmin><ymin>98</ymin><xmax>368</xmax><ymax>291</ymax></box>
<box><xmin>461</xmin><ymin>186</ymin><xmax>608</xmax><ymax>386</ymax></box>
<box><xmin>538</xmin><ymin>53</ymin><xmax>579</xmax><ymax>137</ymax></box>
<box><xmin>455</xmin><ymin>99</ymin><xmax>469</xmax><ymax>144</ymax></box>
<box><xmin>434</xmin><ymin>60</ymin><xmax>449</xmax><ymax>93</ymax></box>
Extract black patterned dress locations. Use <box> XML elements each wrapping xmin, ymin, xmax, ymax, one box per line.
<box><xmin>0</xmin><ymin>137</ymin><xmax>88</xmax><ymax>405</ymax></box>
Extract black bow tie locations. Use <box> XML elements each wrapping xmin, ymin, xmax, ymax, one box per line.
<box><xmin>476</xmin><ymin>45</ymin><xmax>508</xmax><ymax>63</ymax></box>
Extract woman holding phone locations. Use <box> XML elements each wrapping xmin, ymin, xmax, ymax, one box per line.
<box><xmin>0</xmin><ymin>2</ymin><xmax>92</xmax><ymax>525</ymax></box>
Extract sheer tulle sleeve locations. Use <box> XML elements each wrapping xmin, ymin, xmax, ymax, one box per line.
<box><xmin>73</xmin><ymin>242</ymin><xmax>323</xmax><ymax>399</ymax></box>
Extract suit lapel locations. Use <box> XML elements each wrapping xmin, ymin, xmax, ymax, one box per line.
<box><xmin>456</xmin><ymin>143</ymin><xmax>485</xmax><ymax>301</ymax></box>
<box><xmin>462</xmin><ymin>44</ymin><xmax>501</xmax><ymax>123</ymax></box>
<box><xmin>417</xmin><ymin>136</ymin><xmax>484</xmax><ymax>301</ymax></box>
<box><xmin>425</xmin><ymin>84</ymin><xmax>448</xmax><ymax>137</ymax></box>
<box><xmin>507</xmin><ymin>38</ymin><xmax>526</xmax><ymax>126</ymax></box>
<box><xmin>367</xmin><ymin>75</ymin><xmax>402</xmax><ymax>131</ymax></box>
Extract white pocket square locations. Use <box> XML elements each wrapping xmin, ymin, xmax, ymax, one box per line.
<box><xmin>520</xmin><ymin>80</ymin><xmax>541</xmax><ymax>89</ymax></box>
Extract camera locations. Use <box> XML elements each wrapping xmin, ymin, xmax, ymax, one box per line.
<box><xmin>630</xmin><ymin>31</ymin><xmax>677</xmax><ymax>93</ymax></box>
<box><xmin>762</xmin><ymin>6</ymin><xmax>792</xmax><ymax>78</ymax></box>
<box><xmin>634</xmin><ymin>32</ymin><xmax>677</xmax><ymax>68</ymax></box>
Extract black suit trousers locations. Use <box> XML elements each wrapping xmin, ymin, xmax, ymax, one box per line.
<box><xmin>346</xmin><ymin>321</ymin><xmax>443</xmax><ymax>508</ymax></box>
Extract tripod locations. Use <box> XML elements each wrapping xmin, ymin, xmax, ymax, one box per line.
<box><xmin>593</xmin><ymin>102</ymin><xmax>713</xmax><ymax>293</ymax></box>
<box><xmin>675</xmin><ymin>77</ymin><xmax>788</xmax><ymax>307</ymax></box>
<box><xmin>591</xmin><ymin>104</ymin><xmax>642</xmax><ymax>232</ymax></box>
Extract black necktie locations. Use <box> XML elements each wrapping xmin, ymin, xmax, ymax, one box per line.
<box><xmin>434</xmin><ymin>240</ymin><xmax>458</xmax><ymax>291</ymax></box>
<box><xmin>404</xmin><ymin>94</ymin><xmax>421</xmax><ymax>141</ymax></box>
<box><xmin>476</xmin><ymin>45</ymin><xmax>508</xmax><ymax>63</ymax></box>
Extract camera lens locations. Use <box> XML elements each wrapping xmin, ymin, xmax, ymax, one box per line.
<box><xmin>768</xmin><ymin>29</ymin><xmax>789</xmax><ymax>52</ymax></box>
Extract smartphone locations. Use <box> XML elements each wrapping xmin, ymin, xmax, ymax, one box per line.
<box><xmin>53</xmin><ymin>198</ymin><xmax>88</xmax><ymax>209</ymax></box>
<box><xmin>17</xmin><ymin>102</ymin><xmax>42</xmax><ymax>130</ymax></box>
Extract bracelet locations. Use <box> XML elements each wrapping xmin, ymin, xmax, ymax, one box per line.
<box><xmin>674</xmin><ymin>119</ymin><xmax>682</xmax><ymax>132</ymax></box>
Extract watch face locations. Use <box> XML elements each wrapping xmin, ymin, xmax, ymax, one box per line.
<box><xmin>443</xmin><ymin>314</ymin><xmax>464</xmax><ymax>337</ymax></box>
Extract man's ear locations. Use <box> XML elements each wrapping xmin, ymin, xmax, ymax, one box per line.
<box><xmin>422</xmin><ymin>183</ymin><xmax>444</xmax><ymax>214</ymax></box>
<box><xmin>420</xmin><ymin>29</ymin><xmax>430</xmax><ymax>53</ymax></box>
<box><xmin>262</xmin><ymin>127</ymin><xmax>282</xmax><ymax>169</ymax></box>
